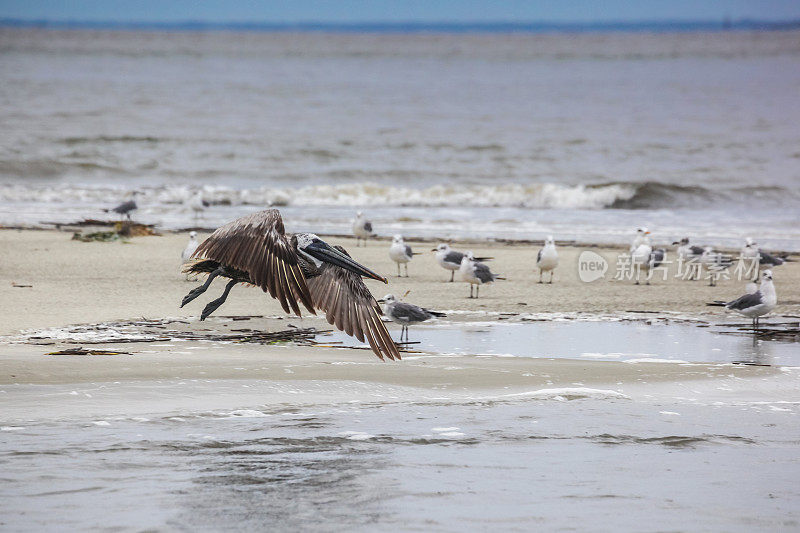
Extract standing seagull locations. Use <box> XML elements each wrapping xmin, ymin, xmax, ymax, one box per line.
<box><xmin>459</xmin><ymin>252</ymin><xmax>504</xmax><ymax>298</ymax></box>
<box><xmin>631</xmin><ymin>234</ymin><xmax>665</xmax><ymax>285</ymax></box>
<box><xmin>536</xmin><ymin>235</ymin><xmax>559</xmax><ymax>283</ymax></box>
<box><xmin>377</xmin><ymin>294</ymin><xmax>446</xmax><ymax>343</ymax></box>
<box><xmin>388</xmin><ymin>235</ymin><xmax>418</xmax><ymax>277</ymax></box>
<box><xmin>352</xmin><ymin>211</ymin><xmax>375</xmax><ymax>246</ymax></box>
<box><xmin>188</xmin><ymin>193</ymin><xmax>210</xmax><ymax>221</ymax></box>
<box><xmin>672</xmin><ymin>237</ymin><xmax>704</xmax><ymax>280</ymax></box>
<box><xmin>432</xmin><ymin>243</ymin><xmax>493</xmax><ymax>282</ymax></box>
<box><xmin>700</xmin><ymin>246</ymin><xmax>733</xmax><ymax>286</ymax></box>
<box><xmin>708</xmin><ymin>270</ymin><xmax>777</xmax><ymax>330</ymax></box>
<box><xmin>104</xmin><ymin>192</ymin><xmax>138</xmax><ymax>220</ymax></box>
<box><xmin>181</xmin><ymin>209</ymin><xmax>400</xmax><ymax>361</ymax></box>
<box><xmin>630</xmin><ymin>227</ymin><xmax>648</xmax><ymax>254</ymax></box>
<box><xmin>181</xmin><ymin>231</ymin><xmax>200</xmax><ymax>281</ymax></box>
<box><xmin>742</xmin><ymin>237</ymin><xmax>787</xmax><ymax>268</ymax></box>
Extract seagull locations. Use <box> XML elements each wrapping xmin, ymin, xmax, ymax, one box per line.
<box><xmin>104</xmin><ymin>192</ymin><xmax>138</xmax><ymax>220</ymax></box>
<box><xmin>708</xmin><ymin>270</ymin><xmax>777</xmax><ymax>329</ymax></box>
<box><xmin>388</xmin><ymin>235</ymin><xmax>419</xmax><ymax>277</ymax></box>
<box><xmin>459</xmin><ymin>252</ymin><xmax>504</xmax><ymax>298</ymax></box>
<box><xmin>352</xmin><ymin>211</ymin><xmax>375</xmax><ymax>247</ymax></box>
<box><xmin>671</xmin><ymin>237</ymin><xmax>704</xmax><ymax>280</ymax></box>
<box><xmin>377</xmin><ymin>294</ymin><xmax>446</xmax><ymax>343</ymax></box>
<box><xmin>630</xmin><ymin>227</ymin><xmax>648</xmax><ymax>254</ymax></box>
<box><xmin>742</xmin><ymin>237</ymin><xmax>787</xmax><ymax>268</ymax></box>
<box><xmin>536</xmin><ymin>235</ymin><xmax>559</xmax><ymax>283</ymax></box>
<box><xmin>432</xmin><ymin>243</ymin><xmax>492</xmax><ymax>282</ymax></box>
<box><xmin>700</xmin><ymin>246</ymin><xmax>733</xmax><ymax>286</ymax></box>
<box><xmin>188</xmin><ymin>193</ymin><xmax>209</xmax><ymax>221</ymax></box>
<box><xmin>181</xmin><ymin>231</ymin><xmax>200</xmax><ymax>280</ymax></box>
<box><xmin>180</xmin><ymin>209</ymin><xmax>400</xmax><ymax>360</ymax></box>
<box><xmin>631</xmin><ymin>234</ymin><xmax>665</xmax><ymax>285</ymax></box>
<box><xmin>672</xmin><ymin>237</ymin><xmax>705</xmax><ymax>261</ymax></box>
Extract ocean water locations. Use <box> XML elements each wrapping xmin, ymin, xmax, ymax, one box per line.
<box><xmin>1</xmin><ymin>29</ymin><xmax>800</xmax><ymax>249</ymax></box>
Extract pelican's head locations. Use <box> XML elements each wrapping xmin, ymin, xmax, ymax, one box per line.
<box><xmin>295</xmin><ymin>233</ymin><xmax>387</xmax><ymax>283</ymax></box>
<box><xmin>433</xmin><ymin>243</ymin><xmax>450</xmax><ymax>253</ymax></box>
<box><xmin>761</xmin><ymin>269</ymin><xmax>773</xmax><ymax>282</ymax></box>
<box><xmin>377</xmin><ymin>294</ymin><xmax>396</xmax><ymax>304</ymax></box>
<box><xmin>392</xmin><ymin>234</ymin><xmax>404</xmax><ymax>244</ymax></box>
<box><xmin>189</xmin><ymin>231</ymin><xmax>197</xmax><ymax>239</ymax></box>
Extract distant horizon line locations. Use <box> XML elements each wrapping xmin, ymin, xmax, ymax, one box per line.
<box><xmin>2</xmin><ymin>17</ymin><xmax>800</xmax><ymax>33</ymax></box>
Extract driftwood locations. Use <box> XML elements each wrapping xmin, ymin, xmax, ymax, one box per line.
<box><xmin>47</xmin><ymin>347</ymin><xmax>132</xmax><ymax>356</ymax></box>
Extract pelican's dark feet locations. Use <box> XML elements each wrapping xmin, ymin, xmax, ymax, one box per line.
<box><xmin>200</xmin><ymin>298</ymin><xmax>225</xmax><ymax>321</ymax></box>
<box><xmin>181</xmin><ymin>286</ymin><xmax>207</xmax><ymax>308</ymax></box>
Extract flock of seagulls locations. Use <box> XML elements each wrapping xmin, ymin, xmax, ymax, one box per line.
<box><xmin>172</xmin><ymin>208</ymin><xmax>790</xmax><ymax>360</ymax></box>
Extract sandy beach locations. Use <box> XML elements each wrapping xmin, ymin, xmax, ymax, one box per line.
<box><xmin>2</xmin><ymin>229</ymin><xmax>798</xmax><ymax>338</ymax></box>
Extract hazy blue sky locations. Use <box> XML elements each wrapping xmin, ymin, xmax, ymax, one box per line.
<box><xmin>2</xmin><ymin>0</ymin><xmax>800</xmax><ymax>23</ymax></box>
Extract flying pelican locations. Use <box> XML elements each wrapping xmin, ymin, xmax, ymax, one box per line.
<box><xmin>708</xmin><ymin>270</ymin><xmax>777</xmax><ymax>329</ymax></box>
<box><xmin>459</xmin><ymin>252</ymin><xmax>504</xmax><ymax>298</ymax></box>
<box><xmin>352</xmin><ymin>211</ymin><xmax>375</xmax><ymax>246</ymax></box>
<box><xmin>388</xmin><ymin>235</ymin><xmax>418</xmax><ymax>277</ymax></box>
<box><xmin>536</xmin><ymin>235</ymin><xmax>559</xmax><ymax>283</ymax></box>
<box><xmin>181</xmin><ymin>209</ymin><xmax>400</xmax><ymax>360</ymax></box>
<box><xmin>432</xmin><ymin>243</ymin><xmax>492</xmax><ymax>282</ymax></box>
<box><xmin>181</xmin><ymin>231</ymin><xmax>200</xmax><ymax>280</ymax></box>
<box><xmin>377</xmin><ymin>294</ymin><xmax>446</xmax><ymax>343</ymax></box>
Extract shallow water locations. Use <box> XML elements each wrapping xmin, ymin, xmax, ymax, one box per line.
<box><xmin>2</xmin><ymin>380</ymin><xmax>799</xmax><ymax>532</ymax></box>
<box><xmin>340</xmin><ymin>319</ymin><xmax>800</xmax><ymax>366</ymax></box>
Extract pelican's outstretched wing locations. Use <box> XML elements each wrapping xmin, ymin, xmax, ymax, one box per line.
<box><xmin>193</xmin><ymin>209</ymin><xmax>315</xmax><ymax>316</ymax></box>
<box><xmin>306</xmin><ymin>246</ymin><xmax>400</xmax><ymax>361</ymax></box>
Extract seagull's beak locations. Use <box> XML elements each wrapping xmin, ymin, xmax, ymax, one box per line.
<box><xmin>431</xmin><ymin>248</ymin><xmax>438</xmax><ymax>252</ymax></box>
<box><xmin>306</xmin><ymin>240</ymin><xmax>388</xmax><ymax>283</ymax></box>
<box><xmin>645</xmin><ymin>231</ymin><xmax>651</xmax><ymax>235</ymax></box>
<box><xmin>671</xmin><ymin>241</ymin><xmax>679</xmax><ymax>245</ymax></box>
<box><xmin>376</xmin><ymin>298</ymin><xmax>386</xmax><ymax>303</ymax></box>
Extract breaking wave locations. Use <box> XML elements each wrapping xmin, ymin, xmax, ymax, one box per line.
<box><xmin>0</xmin><ymin>181</ymin><xmax>794</xmax><ymax>210</ymax></box>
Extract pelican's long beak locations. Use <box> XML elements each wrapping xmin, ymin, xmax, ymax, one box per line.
<box><xmin>306</xmin><ymin>240</ymin><xmax>388</xmax><ymax>283</ymax></box>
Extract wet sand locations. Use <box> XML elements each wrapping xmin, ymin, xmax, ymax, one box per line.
<box><xmin>1</xmin><ymin>229</ymin><xmax>798</xmax><ymax>337</ymax></box>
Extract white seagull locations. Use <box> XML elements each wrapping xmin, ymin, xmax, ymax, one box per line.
<box><xmin>536</xmin><ymin>235</ymin><xmax>559</xmax><ymax>283</ymax></box>
<box><xmin>709</xmin><ymin>270</ymin><xmax>777</xmax><ymax>329</ymax></box>
<box><xmin>181</xmin><ymin>231</ymin><xmax>200</xmax><ymax>280</ymax></box>
<box><xmin>631</xmin><ymin>233</ymin><xmax>666</xmax><ymax>285</ymax></box>
<box><xmin>352</xmin><ymin>211</ymin><xmax>375</xmax><ymax>247</ymax></box>
<box><xmin>630</xmin><ymin>227</ymin><xmax>649</xmax><ymax>254</ymax></box>
<box><xmin>459</xmin><ymin>252</ymin><xmax>504</xmax><ymax>298</ymax></box>
<box><xmin>388</xmin><ymin>235</ymin><xmax>418</xmax><ymax>277</ymax></box>
<box><xmin>188</xmin><ymin>193</ymin><xmax>209</xmax><ymax>220</ymax></box>
<box><xmin>432</xmin><ymin>244</ymin><xmax>492</xmax><ymax>282</ymax></box>
<box><xmin>742</xmin><ymin>237</ymin><xmax>787</xmax><ymax>269</ymax></box>
<box><xmin>700</xmin><ymin>246</ymin><xmax>733</xmax><ymax>286</ymax></box>
<box><xmin>377</xmin><ymin>294</ymin><xmax>446</xmax><ymax>343</ymax></box>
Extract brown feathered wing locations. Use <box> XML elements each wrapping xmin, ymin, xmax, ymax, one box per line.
<box><xmin>306</xmin><ymin>246</ymin><xmax>400</xmax><ymax>361</ymax></box>
<box><xmin>192</xmin><ymin>209</ymin><xmax>315</xmax><ymax>316</ymax></box>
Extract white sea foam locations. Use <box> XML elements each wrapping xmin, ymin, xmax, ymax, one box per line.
<box><xmin>492</xmin><ymin>388</ymin><xmax>630</xmax><ymax>401</ymax></box>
